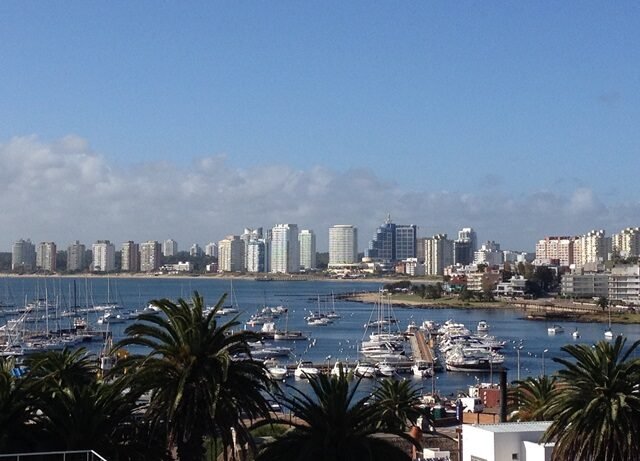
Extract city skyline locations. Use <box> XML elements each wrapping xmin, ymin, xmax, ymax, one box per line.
<box><xmin>1</xmin><ymin>3</ymin><xmax>639</xmax><ymax>250</ymax></box>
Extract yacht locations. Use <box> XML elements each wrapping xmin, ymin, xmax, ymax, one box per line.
<box><xmin>476</xmin><ymin>320</ymin><xmax>489</xmax><ymax>332</ymax></box>
<box><xmin>354</xmin><ymin>361</ymin><xmax>377</xmax><ymax>378</ymax></box>
<box><xmin>376</xmin><ymin>361</ymin><xmax>396</xmax><ymax>377</ymax></box>
<box><xmin>294</xmin><ymin>360</ymin><xmax>319</xmax><ymax>379</ymax></box>
<box><xmin>411</xmin><ymin>360</ymin><xmax>432</xmax><ymax>378</ymax></box>
<box><xmin>572</xmin><ymin>328</ymin><xmax>580</xmax><ymax>339</ymax></box>
<box><xmin>266</xmin><ymin>363</ymin><xmax>288</xmax><ymax>381</ymax></box>
<box><xmin>330</xmin><ymin>360</ymin><xmax>351</xmax><ymax>377</ymax></box>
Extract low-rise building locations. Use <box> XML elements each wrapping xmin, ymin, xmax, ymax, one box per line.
<box><xmin>609</xmin><ymin>265</ymin><xmax>640</xmax><ymax>304</ymax></box>
<box><xmin>463</xmin><ymin>421</ymin><xmax>553</xmax><ymax>461</ymax></box>
<box><xmin>560</xmin><ymin>271</ymin><xmax>609</xmax><ymax>298</ymax></box>
<box><xmin>494</xmin><ymin>276</ymin><xmax>527</xmax><ymax>297</ymax></box>
<box><xmin>467</xmin><ymin>271</ymin><xmax>502</xmax><ymax>292</ymax></box>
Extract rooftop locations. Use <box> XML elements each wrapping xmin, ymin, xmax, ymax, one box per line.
<box><xmin>469</xmin><ymin>421</ymin><xmax>552</xmax><ymax>433</ymax></box>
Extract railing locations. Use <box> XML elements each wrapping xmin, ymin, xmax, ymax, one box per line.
<box><xmin>0</xmin><ymin>450</ymin><xmax>107</xmax><ymax>461</ymax></box>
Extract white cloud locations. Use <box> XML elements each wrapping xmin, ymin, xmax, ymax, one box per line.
<box><xmin>0</xmin><ymin>135</ymin><xmax>638</xmax><ymax>252</ymax></box>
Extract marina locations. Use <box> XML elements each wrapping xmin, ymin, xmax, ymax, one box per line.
<box><xmin>2</xmin><ymin>276</ymin><xmax>640</xmax><ymax>398</ymax></box>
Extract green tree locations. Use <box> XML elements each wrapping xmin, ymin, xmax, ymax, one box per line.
<box><xmin>508</xmin><ymin>375</ymin><xmax>556</xmax><ymax>422</ymax></box>
<box><xmin>371</xmin><ymin>379</ymin><xmax>431</xmax><ymax>432</ymax></box>
<box><xmin>543</xmin><ymin>337</ymin><xmax>640</xmax><ymax>461</ymax></box>
<box><xmin>257</xmin><ymin>373</ymin><xmax>416</xmax><ymax>461</ymax></box>
<box><xmin>597</xmin><ymin>296</ymin><xmax>609</xmax><ymax>311</ymax></box>
<box><xmin>458</xmin><ymin>286</ymin><xmax>473</xmax><ymax>302</ymax></box>
<box><xmin>116</xmin><ymin>292</ymin><xmax>272</xmax><ymax>461</ymax></box>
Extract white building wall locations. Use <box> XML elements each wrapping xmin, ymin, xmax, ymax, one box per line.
<box><xmin>329</xmin><ymin>225</ymin><xmax>358</xmax><ymax>266</ymax></box>
<box><xmin>270</xmin><ymin>224</ymin><xmax>299</xmax><ymax>273</ymax></box>
<box><xmin>299</xmin><ymin>229</ymin><xmax>316</xmax><ymax>270</ymax></box>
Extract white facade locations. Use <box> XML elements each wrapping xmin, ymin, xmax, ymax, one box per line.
<box><xmin>612</xmin><ymin>227</ymin><xmax>640</xmax><ymax>258</ymax></box>
<box><xmin>92</xmin><ymin>240</ymin><xmax>115</xmax><ymax>272</ymax></box>
<box><xmin>329</xmin><ymin>225</ymin><xmax>358</xmax><ymax>267</ymax></box>
<box><xmin>163</xmin><ymin>239</ymin><xmax>178</xmax><ymax>257</ymax></box>
<box><xmin>205</xmin><ymin>242</ymin><xmax>218</xmax><ymax>258</ymax></box>
<box><xmin>218</xmin><ymin>236</ymin><xmax>244</xmax><ymax>272</ymax></box>
<box><xmin>575</xmin><ymin>229</ymin><xmax>606</xmax><ymax>267</ymax></box>
<box><xmin>247</xmin><ymin>239</ymin><xmax>270</xmax><ymax>273</ymax></box>
<box><xmin>12</xmin><ymin>239</ymin><xmax>36</xmax><ymax>272</ymax></box>
<box><xmin>561</xmin><ymin>272</ymin><xmax>609</xmax><ymax>298</ymax></box>
<box><xmin>424</xmin><ymin>234</ymin><xmax>453</xmax><ymax>276</ymax></box>
<box><xmin>298</xmin><ymin>229</ymin><xmax>316</xmax><ymax>270</ymax></box>
<box><xmin>609</xmin><ymin>265</ymin><xmax>640</xmax><ymax>303</ymax></box>
<box><xmin>36</xmin><ymin>242</ymin><xmax>57</xmax><ymax>272</ymax></box>
<box><xmin>463</xmin><ymin>422</ymin><xmax>553</xmax><ymax>461</ymax></box>
<box><xmin>474</xmin><ymin>241</ymin><xmax>504</xmax><ymax>267</ymax></box>
<box><xmin>270</xmin><ymin>224</ymin><xmax>300</xmax><ymax>274</ymax></box>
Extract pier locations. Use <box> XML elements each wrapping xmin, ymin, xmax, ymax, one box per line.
<box><xmin>410</xmin><ymin>330</ymin><xmax>435</xmax><ymax>365</ymax></box>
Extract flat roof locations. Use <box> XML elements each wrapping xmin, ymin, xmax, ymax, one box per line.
<box><xmin>468</xmin><ymin>422</ymin><xmax>552</xmax><ymax>433</ymax></box>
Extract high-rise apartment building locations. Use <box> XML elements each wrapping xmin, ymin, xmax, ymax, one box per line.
<box><xmin>298</xmin><ymin>229</ymin><xmax>316</xmax><ymax>270</ymax></box>
<box><xmin>454</xmin><ymin>227</ymin><xmax>478</xmax><ymax>266</ymax></box>
<box><xmin>140</xmin><ymin>240</ymin><xmax>161</xmax><ymax>272</ymax></box>
<box><xmin>612</xmin><ymin>227</ymin><xmax>640</xmax><ymax>258</ymax></box>
<box><xmin>270</xmin><ymin>224</ymin><xmax>300</xmax><ymax>274</ymax></box>
<box><xmin>121</xmin><ymin>241</ymin><xmax>140</xmax><ymax>272</ymax></box>
<box><xmin>247</xmin><ymin>239</ymin><xmax>269</xmax><ymax>273</ymax></box>
<box><xmin>241</xmin><ymin>228</ymin><xmax>263</xmax><ymax>270</ymax></box>
<box><xmin>190</xmin><ymin>243</ymin><xmax>203</xmax><ymax>257</ymax></box>
<box><xmin>535</xmin><ymin>236</ymin><xmax>576</xmax><ymax>266</ymax></box>
<box><xmin>11</xmin><ymin>239</ymin><xmax>36</xmax><ymax>272</ymax></box>
<box><xmin>575</xmin><ymin>230</ymin><xmax>606</xmax><ymax>267</ymax></box>
<box><xmin>424</xmin><ymin>234</ymin><xmax>453</xmax><ymax>276</ymax></box>
<box><xmin>329</xmin><ymin>225</ymin><xmax>358</xmax><ymax>267</ymax></box>
<box><xmin>395</xmin><ymin>224</ymin><xmax>417</xmax><ymax>261</ymax></box>
<box><xmin>36</xmin><ymin>242</ymin><xmax>57</xmax><ymax>272</ymax></box>
<box><xmin>366</xmin><ymin>217</ymin><xmax>395</xmax><ymax>262</ymax></box>
<box><xmin>205</xmin><ymin>242</ymin><xmax>218</xmax><ymax>258</ymax></box>
<box><xmin>67</xmin><ymin>241</ymin><xmax>86</xmax><ymax>272</ymax></box>
<box><xmin>163</xmin><ymin>239</ymin><xmax>178</xmax><ymax>257</ymax></box>
<box><xmin>473</xmin><ymin>241</ymin><xmax>504</xmax><ymax>267</ymax></box>
<box><xmin>365</xmin><ymin>217</ymin><xmax>416</xmax><ymax>262</ymax></box>
<box><xmin>92</xmin><ymin>240</ymin><xmax>115</xmax><ymax>272</ymax></box>
<box><xmin>218</xmin><ymin>235</ymin><xmax>244</xmax><ymax>272</ymax></box>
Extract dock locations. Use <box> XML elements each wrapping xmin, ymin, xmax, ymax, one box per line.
<box><xmin>410</xmin><ymin>330</ymin><xmax>435</xmax><ymax>364</ymax></box>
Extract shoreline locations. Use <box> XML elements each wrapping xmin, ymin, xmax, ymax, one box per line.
<box><xmin>342</xmin><ymin>292</ymin><xmax>640</xmax><ymax>325</ymax></box>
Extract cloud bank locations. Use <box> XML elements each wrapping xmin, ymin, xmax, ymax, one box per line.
<box><xmin>0</xmin><ymin>135</ymin><xmax>637</xmax><ymax>252</ymax></box>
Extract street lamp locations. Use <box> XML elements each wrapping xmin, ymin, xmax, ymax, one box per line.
<box><xmin>542</xmin><ymin>349</ymin><xmax>549</xmax><ymax>377</ymax></box>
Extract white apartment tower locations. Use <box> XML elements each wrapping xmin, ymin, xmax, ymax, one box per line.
<box><xmin>218</xmin><ymin>235</ymin><xmax>244</xmax><ymax>272</ymax></box>
<box><xmin>92</xmin><ymin>240</ymin><xmax>115</xmax><ymax>272</ymax></box>
<box><xmin>36</xmin><ymin>242</ymin><xmax>57</xmax><ymax>272</ymax></box>
<box><xmin>575</xmin><ymin>229</ymin><xmax>606</xmax><ymax>267</ymax></box>
<box><xmin>247</xmin><ymin>239</ymin><xmax>270</xmax><ymax>273</ymax></box>
<box><xmin>163</xmin><ymin>239</ymin><xmax>178</xmax><ymax>257</ymax></box>
<box><xmin>298</xmin><ymin>229</ymin><xmax>316</xmax><ymax>270</ymax></box>
<box><xmin>205</xmin><ymin>242</ymin><xmax>218</xmax><ymax>258</ymax></box>
<box><xmin>67</xmin><ymin>241</ymin><xmax>86</xmax><ymax>272</ymax></box>
<box><xmin>121</xmin><ymin>241</ymin><xmax>140</xmax><ymax>272</ymax></box>
<box><xmin>424</xmin><ymin>234</ymin><xmax>453</xmax><ymax>276</ymax></box>
<box><xmin>270</xmin><ymin>224</ymin><xmax>300</xmax><ymax>274</ymax></box>
<box><xmin>140</xmin><ymin>240</ymin><xmax>161</xmax><ymax>272</ymax></box>
<box><xmin>535</xmin><ymin>236</ymin><xmax>576</xmax><ymax>266</ymax></box>
<box><xmin>329</xmin><ymin>225</ymin><xmax>358</xmax><ymax>267</ymax></box>
<box><xmin>612</xmin><ymin>227</ymin><xmax>640</xmax><ymax>258</ymax></box>
<box><xmin>11</xmin><ymin>239</ymin><xmax>36</xmax><ymax>272</ymax></box>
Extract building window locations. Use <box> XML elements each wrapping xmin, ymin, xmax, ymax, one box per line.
<box><xmin>512</xmin><ymin>454</ymin><xmax>519</xmax><ymax>460</ymax></box>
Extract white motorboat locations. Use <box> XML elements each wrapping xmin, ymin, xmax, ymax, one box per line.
<box><xmin>377</xmin><ymin>361</ymin><xmax>396</xmax><ymax>377</ymax></box>
<box><xmin>411</xmin><ymin>360</ymin><xmax>432</xmax><ymax>378</ymax></box>
<box><xmin>294</xmin><ymin>360</ymin><xmax>319</xmax><ymax>379</ymax></box>
<box><xmin>266</xmin><ymin>364</ymin><xmax>288</xmax><ymax>381</ymax></box>
<box><xmin>354</xmin><ymin>361</ymin><xmax>377</xmax><ymax>378</ymax></box>
<box><xmin>477</xmin><ymin>320</ymin><xmax>489</xmax><ymax>332</ymax></box>
<box><xmin>330</xmin><ymin>360</ymin><xmax>350</xmax><ymax>377</ymax></box>
<box><xmin>547</xmin><ymin>325</ymin><xmax>564</xmax><ymax>335</ymax></box>
<box><xmin>572</xmin><ymin>328</ymin><xmax>580</xmax><ymax>339</ymax></box>
<box><xmin>96</xmin><ymin>312</ymin><xmax>126</xmax><ymax>325</ymax></box>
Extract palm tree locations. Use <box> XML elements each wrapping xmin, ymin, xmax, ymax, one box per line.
<box><xmin>0</xmin><ymin>356</ymin><xmax>37</xmax><ymax>453</ymax></box>
<box><xmin>256</xmin><ymin>372</ymin><xmax>416</xmax><ymax>461</ymax></box>
<box><xmin>542</xmin><ymin>336</ymin><xmax>640</xmax><ymax>461</ymax></box>
<box><xmin>23</xmin><ymin>348</ymin><xmax>161</xmax><ymax>460</ymax></box>
<box><xmin>508</xmin><ymin>375</ymin><xmax>556</xmax><ymax>422</ymax></box>
<box><xmin>115</xmin><ymin>291</ymin><xmax>273</xmax><ymax>461</ymax></box>
<box><xmin>371</xmin><ymin>378</ymin><xmax>430</xmax><ymax>432</ymax></box>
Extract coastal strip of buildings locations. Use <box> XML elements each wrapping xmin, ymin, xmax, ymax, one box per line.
<box><xmin>6</xmin><ymin>223</ymin><xmax>640</xmax><ymax>304</ymax></box>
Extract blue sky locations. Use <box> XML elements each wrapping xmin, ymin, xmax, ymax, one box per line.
<box><xmin>1</xmin><ymin>2</ymin><xmax>639</xmax><ymax>251</ymax></box>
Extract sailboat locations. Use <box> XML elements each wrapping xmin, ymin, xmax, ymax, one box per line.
<box><xmin>604</xmin><ymin>305</ymin><xmax>613</xmax><ymax>340</ymax></box>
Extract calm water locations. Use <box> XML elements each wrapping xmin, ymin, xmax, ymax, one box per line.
<box><xmin>3</xmin><ymin>276</ymin><xmax>640</xmax><ymax>398</ymax></box>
